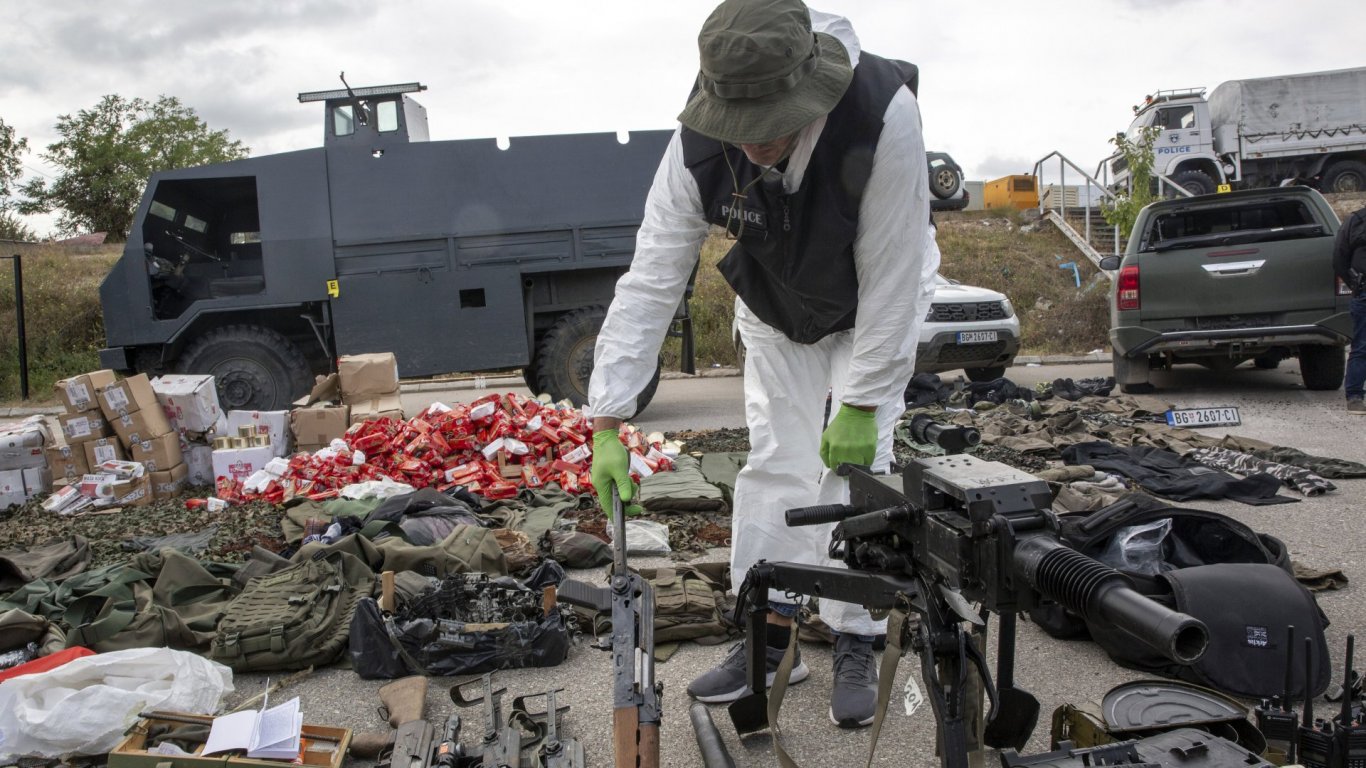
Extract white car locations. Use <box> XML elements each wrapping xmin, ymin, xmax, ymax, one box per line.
<box><xmin>732</xmin><ymin>274</ymin><xmax>1020</xmax><ymax>383</ymax></box>
<box><xmin>916</xmin><ymin>274</ymin><xmax>1019</xmax><ymax>382</ymax></box>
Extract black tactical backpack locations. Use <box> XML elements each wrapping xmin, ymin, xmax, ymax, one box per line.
<box><xmin>210</xmin><ymin>552</ymin><xmax>373</xmax><ymax>671</ymax></box>
<box><xmin>1031</xmin><ymin>493</ymin><xmax>1329</xmax><ymax>699</ymax></box>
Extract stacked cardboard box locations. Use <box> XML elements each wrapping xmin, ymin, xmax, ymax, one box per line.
<box><xmin>44</xmin><ymin>459</ymin><xmax>152</xmax><ymax>515</ymax></box>
<box><xmin>339</xmin><ymin>353</ymin><xmax>404</xmax><ymax>426</ymax></box>
<box><xmin>1</xmin><ymin>416</ymin><xmax>55</xmax><ymax>507</ymax></box>
<box><xmin>150</xmin><ymin>373</ymin><xmax>224</xmax><ymax>488</ymax></box>
<box><xmin>290</xmin><ymin>374</ymin><xmax>350</xmax><ymax>453</ymax></box>
<box><xmin>97</xmin><ymin>373</ymin><xmax>186</xmax><ymax>501</ymax></box>
<box><xmin>47</xmin><ymin>370</ymin><xmax>121</xmax><ymax>501</ymax></box>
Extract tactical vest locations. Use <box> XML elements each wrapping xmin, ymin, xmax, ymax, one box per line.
<box><xmin>681</xmin><ymin>52</ymin><xmax>919</xmax><ymax>343</ymax></box>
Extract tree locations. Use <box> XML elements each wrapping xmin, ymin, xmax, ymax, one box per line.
<box><xmin>1102</xmin><ymin>125</ymin><xmax>1162</xmax><ymax>240</ymax></box>
<box><xmin>0</xmin><ymin>116</ymin><xmax>35</xmax><ymax>241</ymax></box>
<box><xmin>18</xmin><ymin>95</ymin><xmax>248</xmax><ymax>242</ymax></box>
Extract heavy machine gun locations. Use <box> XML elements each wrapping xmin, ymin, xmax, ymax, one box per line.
<box><xmin>728</xmin><ymin>415</ymin><xmax>1210</xmax><ymax>767</ymax></box>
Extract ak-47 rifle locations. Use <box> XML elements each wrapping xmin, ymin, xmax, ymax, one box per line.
<box><xmin>728</xmin><ymin>415</ymin><xmax>1210</xmax><ymax>768</ymax></box>
<box><xmin>559</xmin><ymin>486</ymin><xmax>662</xmax><ymax>768</ymax></box>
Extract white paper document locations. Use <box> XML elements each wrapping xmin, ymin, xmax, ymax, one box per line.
<box><xmin>202</xmin><ymin>695</ymin><xmax>303</xmax><ymax>760</ymax></box>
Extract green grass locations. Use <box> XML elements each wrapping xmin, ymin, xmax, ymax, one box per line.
<box><xmin>0</xmin><ymin>243</ymin><xmax>121</xmax><ymax>403</ymax></box>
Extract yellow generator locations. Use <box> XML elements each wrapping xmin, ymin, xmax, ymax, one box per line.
<box><xmin>983</xmin><ymin>174</ymin><xmax>1039</xmax><ymax>210</ymax></box>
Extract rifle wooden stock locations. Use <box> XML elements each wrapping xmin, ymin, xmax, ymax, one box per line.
<box><xmin>614</xmin><ymin>707</ymin><xmax>659</xmax><ymax>768</ymax></box>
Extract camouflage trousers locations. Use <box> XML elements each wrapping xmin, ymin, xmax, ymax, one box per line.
<box><xmin>1186</xmin><ymin>446</ymin><xmax>1336</xmax><ymax>497</ymax></box>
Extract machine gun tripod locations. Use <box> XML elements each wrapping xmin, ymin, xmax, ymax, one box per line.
<box><xmin>727</xmin><ymin>415</ymin><xmax>1210</xmax><ymax>768</ymax></box>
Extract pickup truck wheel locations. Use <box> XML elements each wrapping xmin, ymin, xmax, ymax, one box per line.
<box><xmin>1298</xmin><ymin>345</ymin><xmax>1345</xmax><ymax>391</ymax></box>
<box><xmin>534</xmin><ymin>306</ymin><xmax>660</xmax><ymax>419</ymax></box>
<box><xmin>1171</xmin><ymin>170</ymin><xmax>1216</xmax><ymax>197</ymax></box>
<box><xmin>964</xmin><ymin>366</ymin><xmax>1006</xmax><ymax>382</ymax></box>
<box><xmin>177</xmin><ymin>325</ymin><xmax>312</xmax><ymax>411</ymax></box>
<box><xmin>1322</xmin><ymin>161</ymin><xmax>1366</xmax><ymax>193</ymax></box>
<box><xmin>1113</xmin><ymin>350</ymin><xmax>1155</xmax><ymax>394</ymax></box>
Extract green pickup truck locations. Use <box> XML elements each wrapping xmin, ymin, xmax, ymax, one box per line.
<box><xmin>1103</xmin><ymin>186</ymin><xmax>1354</xmax><ymax>393</ymax></box>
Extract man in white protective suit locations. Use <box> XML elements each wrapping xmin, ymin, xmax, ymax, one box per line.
<box><xmin>586</xmin><ymin>0</ymin><xmax>939</xmax><ymax>728</ymax></box>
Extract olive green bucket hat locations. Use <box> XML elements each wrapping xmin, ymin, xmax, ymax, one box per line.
<box><xmin>678</xmin><ymin>0</ymin><xmax>854</xmax><ymax>145</ymax></box>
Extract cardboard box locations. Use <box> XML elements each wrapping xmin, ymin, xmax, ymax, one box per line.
<box><xmin>0</xmin><ymin>469</ymin><xmax>26</xmax><ymax>507</ymax></box>
<box><xmin>46</xmin><ymin>444</ymin><xmax>90</xmax><ymax>481</ymax></box>
<box><xmin>59</xmin><ymin>412</ymin><xmax>113</xmax><ymax>445</ymax></box>
<box><xmin>130</xmin><ymin>432</ymin><xmax>184</xmax><ymax>472</ymax></box>
<box><xmin>54</xmin><ymin>369</ymin><xmax>118</xmax><ymax>414</ymax></box>
<box><xmin>339</xmin><ymin>353</ymin><xmax>399</xmax><ymax>401</ymax></box>
<box><xmin>0</xmin><ymin>418</ymin><xmax>49</xmax><ymax>470</ymax></box>
<box><xmin>152</xmin><ymin>374</ymin><xmax>223</xmax><ymax>432</ymax></box>
<box><xmin>108</xmin><ymin>474</ymin><xmax>153</xmax><ymax>508</ymax></box>
<box><xmin>211</xmin><ymin>445</ymin><xmax>275</xmax><ymax>484</ymax></box>
<box><xmin>184</xmin><ymin>443</ymin><xmax>214</xmax><ymax>486</ymax></box>
<box><xmin>294</xmin><ymin>373</ymin><xmax>341</xmax><ymax>407</ymax></box>
<box><xmin>348</xmin><ymin>392</ymin><xmax>404</xmax><ymax>426</ymax></box>
<box><xmin>98</xmin><ymin>373</ymin><xmax>159</xmax><ymax>419</ymax></box>
<box><xmin>83</xmin><ymin>438</ymin><xmax>127</xmax><ymax>469</ymax></box>
<box><xmin>23</xmin><ymin>466</ymin><xmax>51</xmax><ymax>497</ymax></box>
<box><xmin>226</xmin><ymin>410</ymin><xmax>291</xmax><ymax>457</ymax></box>
<box><xmin>149</xmin><ymin>463</ymin><xmax>189</xmax><ymax>499</ymax></box>
<box><xmin>291</xmin><ymin>405</ymin><xmax>350</xmax><ymax>450</ymax></box>
<box><xmin>110</xmin><ymin>407</ymin><xmax>174</xmax><ymax>446</ymax></box>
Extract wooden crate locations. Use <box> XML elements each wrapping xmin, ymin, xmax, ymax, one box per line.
<box><xmin>110</xmin><ymin>714</ymin><xmax>350</xmax><ymax>768</ymax></box>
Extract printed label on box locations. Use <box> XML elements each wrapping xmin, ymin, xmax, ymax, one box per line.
<box><xmin>65</xmin><ymin>382</ymin><xmax>92</xmax><ymax>409</ymax></box>
<box><xmin>104</xmin><ymin>387</ymin><xmax>130</xmax><ymax>413</ymax></box>
<box><xmin>66</xmin><ymin>418</ymin><xmax>92</xmax><ymax>439</ymax></box>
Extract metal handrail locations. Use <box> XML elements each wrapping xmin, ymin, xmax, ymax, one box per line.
<box><xmin>1032</xmin><ymin>151</ymin><xmax>1120</xmax><ymax>256</ymax></box>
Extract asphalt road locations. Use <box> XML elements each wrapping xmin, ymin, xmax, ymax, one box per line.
<box><xmin>240</xmin><ymin>360</ymin><xmax>1364</xmax><ymax>767</ymax></box>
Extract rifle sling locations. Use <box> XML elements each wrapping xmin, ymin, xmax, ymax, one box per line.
<box><xmin>865</xmin><ymin>605</ymin><xmax>909</xmax><ymax>768</ymax></box>
<box><xmin>767</xmin><ymin>605</ymin><xmax>804</xmax><ymax>768</ymax></box>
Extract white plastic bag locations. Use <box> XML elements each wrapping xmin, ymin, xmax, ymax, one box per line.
<box><xmin>0</xmin><ymin>647</ymin><xmax>234</xmax><ymax>760</ymax></box>
<box><xmin>1098</xmin><ymin>518</ymin><xmax>1172</xmax><ymax>576</ymax></box>
<box><xmin>612</xmin><ymin>519</ymin><xmax>671</xmax><ymax>555</ymax></box>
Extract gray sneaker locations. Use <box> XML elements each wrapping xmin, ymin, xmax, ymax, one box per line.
<box><xmin>829</xmin><ymin>635</ymin><xmax>879</xmax><ymax>728</ymax></box>
<box><xmin>1349</xmin><ymin>398</ymin><xmax>1366</xmax><ymax>415</ymax></box>
<box><xmin>687</xmin><ymin>641</ymin><xmax>809</xmax><ymax>704</ymax></box>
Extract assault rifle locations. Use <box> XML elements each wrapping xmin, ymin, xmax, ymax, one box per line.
<box><xmin>558</xmin><ymin>486</ymin><xmax>662</xmax><ymax>768</ymax></box>
<box><xmin>728</xmin><ymin>415</ymin><xmax>1210</xmax><ymax>768</ymax></box>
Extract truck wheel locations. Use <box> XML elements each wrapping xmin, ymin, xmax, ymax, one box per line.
<box><xmin>534</xmin><ymin>307</ymin><xmax>660</xmax><ymax>419</ymax></box>
<box><xmin>1322</xmin><ymin>161</ymin><xmax>1366</xmax><ymax>194</ymax></box>
<box><xmin>1171</xmin><ymin>170</ymin><xmax>1216</xmax><ymax>197</ymax></box>
<box><xmin>1113</xmin><ymin>350</ymin><xmax>1155</xmax><ymax>394</ymax></box>
<box><xmin>930</xmin><ymin>165</ymin><xmax>961</xmax><ymax>200</ymax></box>
<box><xmin>177</xmin><ymin>325</ymin><xmax>313</xmax><ymax>411</ymax></box>
<box><xmin>1298</xmin><ymin>345</ymin><xmax>1345</xmax><ymax>391</ymax></box>
<box><xmin>964</xmin><ymin>366</ymin><xmax>1006</xmax><ymax>382</ymax></box>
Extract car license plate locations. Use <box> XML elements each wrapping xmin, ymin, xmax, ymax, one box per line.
<box><xmin>956</xmin><ymin>330</ymin><xmax>998</xmax><ymax>344</ymax></box>
<box><xmin>1164</xmin><ymin>407</ymin><xmax>1241</xmax><ymax>428</ymax></box>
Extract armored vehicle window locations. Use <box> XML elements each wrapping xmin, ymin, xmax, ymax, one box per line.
<box><xmin>230</xmin><ymin>231</ymin><xmax>261</xmax><ymax>245</ymax></box>
<box><xmin>334</xmin><ymin>105</ymin><xmax>356</xmax><ymax>136</ymax></box>
<box><xmin>1142</xmin><ymin>198</ymin><xmax>1326</xmax><ymax>252</ymax></box>
<box><xmin>184</xmin><ymin>215</ymin><xmax>208</xmax><ymax>233</ymax></box>
<box><xmin>150</xmin><ymin>201</ymin><xmax>176</xmax><ymax>221</ymax></box>
<box><xmin>1158</xmin><ymin>106</ymin><xmax>1195</xmax><ymax>130</ymax></box>
<box><xmin>377</xmin><ymin>101</ymin><xmax>398</xmax><ymax>132</ymax></box>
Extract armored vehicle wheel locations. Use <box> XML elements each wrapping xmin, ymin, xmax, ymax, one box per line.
<box><xmin>177</xmin><ymin>325</ymin><xmax>313</xmax><ymax>411</ymax></box>
<box><xmin>1170</xmin><ymin>169</ymin><xmax>1216</xmax><ymax>197</ymax></box>
<box><xmin>965</xmin><ymin>366</ymin><xmax>1006</xmax><ymax>382</ymax></box>
<box><xmin>1322</xmin><ymin>160</ymin><xmax>1366</xmax><ymax>193</ymax></box>
<box><xmin>521</xmin><ymin>362</ymin><xmax>540</xmax><ymax>396</ymax></box>
<box><xmin>1298</xmin><ymin>345</ymin><xmax>1345</xmax><ymax>391</ymax></box>
<box><xmin>534</xmin><ymin>306</ymin><xmax>660</xmax><ymax>419</ymax></box>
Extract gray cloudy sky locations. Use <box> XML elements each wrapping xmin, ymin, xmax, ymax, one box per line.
<box><xmin>3</xmin><ymin>0</ymin><xmax>1364</xmax><ymax>236</ymax></box>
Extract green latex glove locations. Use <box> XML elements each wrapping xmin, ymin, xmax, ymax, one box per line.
<box><xmin>819</xmin><ymin>404</ymin><xmax>878</xmax><ymax>469</ymax></box>
<box><xmin>591</xmin><ymin>429</ymin><xmax>643</xmax><ymax>519</ymax></box>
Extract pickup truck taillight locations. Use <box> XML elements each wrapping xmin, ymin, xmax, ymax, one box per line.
<box><xmin>1117</xmin><ymin>265</ymin><xmax>1141</xmax><ymax>311</ymax></box>
<box><xmin>1337</xmin><ymin>277</ymin><xmax>1354</xmax><ymax>296</ymax></box>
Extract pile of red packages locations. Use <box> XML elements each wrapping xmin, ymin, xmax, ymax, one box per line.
<box><xmin>212</xmin><ymin>393</ymin><xmax>674</xmax><ymax>505</ymax></box>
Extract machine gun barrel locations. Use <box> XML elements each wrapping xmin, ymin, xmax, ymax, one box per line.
<box><xmin>1013</xmin><ymin>537</ymin><xmax>1208</xmax><ymax>664</ymax></box>
<box><xmin>910</xmin><ymin>414</ymin><xmax>981</xmax><ymax>453</ymax></box>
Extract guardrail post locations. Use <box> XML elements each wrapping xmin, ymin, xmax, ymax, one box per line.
<box><xmin>4</xmin><ymin>254</ymin><xmax>28</xmax><ymax>400</ymax></box>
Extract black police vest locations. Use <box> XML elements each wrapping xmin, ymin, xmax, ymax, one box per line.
<box><xmin>681</xmin><ymin>52</ymin><xmax>919</xmax><ymax>344</ymax></box>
